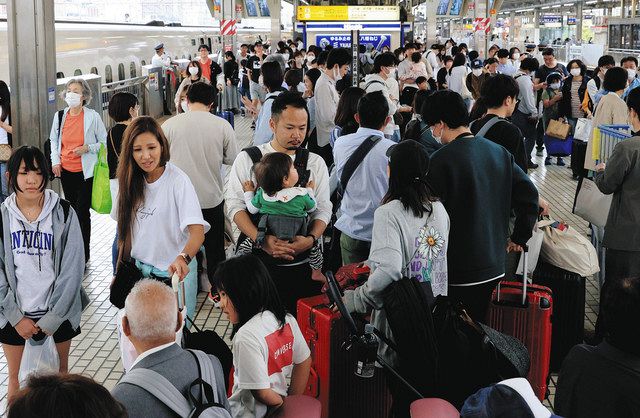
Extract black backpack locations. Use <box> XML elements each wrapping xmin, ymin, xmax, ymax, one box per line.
<box><xmin>43</xmin><ymin>110</ymin><xmax>64</xmax><ymax>181</ymax></box>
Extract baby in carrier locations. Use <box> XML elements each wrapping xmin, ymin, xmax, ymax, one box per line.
<box><xmin>242</xmin><ymin>152</ymin><xmax>324</xmax><ymax>281</ymax></box>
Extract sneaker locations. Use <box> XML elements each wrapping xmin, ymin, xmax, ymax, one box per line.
<box><xmin>251</xmin><ymin>121</ymin><xmax>256</xmax><ymax>129</ymax></box>
<box><xmin>557</xmin><ymin>157</ymin><xmax>566</xmax><ymax>166</ymax></box>
<box><xmin>536</xmin><ymin>148</ymin><xmax>544</xmax><ymax>157</ymax></box>
<box><xmin>527</xmin><ymin>161</ymin><xmax>539</xmax><ymax>169</ymax></box>
<box><xmin>544</xmin><ymin>157</ymin><xmax>552</xmax><ymax>166</ymax></box>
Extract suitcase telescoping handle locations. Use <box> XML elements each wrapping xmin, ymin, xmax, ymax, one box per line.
<box><xmin>497</xmin><ymin>245</ymin><xmax>529</xmax><ymax>306</ymax></box>
<box><xmin>171</xmin><ymin>273</ymin><xmax>186</xmax><ymax>311</ymax></box>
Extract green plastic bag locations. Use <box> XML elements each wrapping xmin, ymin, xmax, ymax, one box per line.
<box><xmin>91</xmin><ymin>144</ymin><xmax>112</xmax><ymax>214</ymax></box>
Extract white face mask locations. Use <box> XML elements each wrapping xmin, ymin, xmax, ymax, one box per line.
<box><xmin>399</xmin><ymin>54</ymin><xmax>405</xmax><ymax>61</ymax></box>
<box><xmin>64</xmin><ymin>91</ymin><xmax>82</xmax><ymax>108</ymax></box>
<box><xmin>258</xmin><ymin>75</ymin><xmax>264</xmax><ymax>85</ymax></box>
<box><xmin>306</xmin><ymin>55</ymin><xmax>315</xmax><ymax>63</ymax></box>
<box><xmin>628</xmin><ymin>68</ymin><xmax>637</xmax><ymax>80</ymax></box>
<box><xmin>181</xmin><ymin>100</ymin><xmax>189</xmax><ymax>112</ymax></box>
<box><xmin>430</xmin><ymin>125</ymin><xmax>443</xmax><ymax>144</ymax></box>
<box><xmin>188</xmin><ymin>67</ymin><xmax>199</xmax><ymax>76</ymax></box>
<box><xmin>512</xmin><ymin>53</ymin><xmax>520</xmax><ymax>60</ymax></box>
<box><xmin>570</xmin><ymin>68</ymin><xmax>581</xmax><ymax>77</ymax></box>
<box><xmin>283</xmin><ymin>53</ymin><xmax>290</xmax><ymax>61</ymax></box>
<box><xmin>333</xmin><ymin>67</ymin><xmax>342</xmax><ymax>82</ymax></box>
<box><xmin>386</xmin><ymin>67</ymin><xmax>396</xmax><ymax>77</ymax></box>
<box><xmin>550</xmin><ymin>83</ymin><xmax>561</xmax><ymax>90</ymax></box>
<box><xmin>472</xmin><ymin>68</ymin><xmax>483</xmax><ymax>77</ymax></box>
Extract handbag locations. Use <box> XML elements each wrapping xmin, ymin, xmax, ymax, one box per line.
<box><xmin>91</xmin><ymin>143</ymin><xmax>112</xmax><ymax>214</ymax></box>
<box><xmin>545</xmin><ymin>119</ymin><xmax>571</xmax><ymax>139</ymax></box>
<box><xmin>538</xmin><ymin>219</ymin><xmax>600</xmax><ymax>276</ymax></box>
<box><xmin>0</xmin><ymin>144</ymin><xmax>12</xmax><ymax>162</ymax></box>
<box><xmin>572</xmin><ymin>177</ymin><xmax>612</xmax><ymax>228</ymax></box>
<box><xmin>574</xmin><ymin>117</ymin><xmax>593</xmax><ymax>142</ymax></box>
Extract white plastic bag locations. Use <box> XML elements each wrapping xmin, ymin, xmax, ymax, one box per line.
<box><xmin>117</xmin><ymin>308</ymin><xmax>185</xmax><ymax>372</ymax></box>
<box><xmin>539</xmin><ymin>219</ymin><xmax>600</xmax><ymax>276</ymax></box>
<box><xmin>574</xmin><ymin>118</ymin><xmax>593</xmax><ymax>142</ymax></box>
<box><xmin>516</xmin><ymin>223</ymin><xmax>544</xmax><ymax>276</ymax></box>
<box><xmin>18</xmin><ymin>336</ymin><xmax>60</xmax><ymax>386</ymax></box>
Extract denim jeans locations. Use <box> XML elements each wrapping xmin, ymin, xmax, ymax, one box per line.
<box><xmin>135</xmin><ymin>258</ymin><xmax>198</xmax><ymax>321</ymax></box>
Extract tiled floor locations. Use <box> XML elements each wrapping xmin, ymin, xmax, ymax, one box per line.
<box><xmin>0</xmin><ymin>116</ymin><xmax>598</xmax><ymax>414</ymax></box>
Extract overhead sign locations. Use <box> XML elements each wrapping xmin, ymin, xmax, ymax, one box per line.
<box><xmin>297</xmin><ymin>6</ymin><xmax>399</xmax><ymax>21</ymax></box>
<box><xmin>316</xmin><ymin>34</ymin><xmax>391</xmax><ymax>50</ymax></box>
<box><xmin>567</xmin><ymin>17</ymin><xmax>577</xmax><ymax>25</ymax></box>
<box><xmin>474</xmin><ymin>17</ymin><xmax>491</xmax><ymax>34</ymax></box>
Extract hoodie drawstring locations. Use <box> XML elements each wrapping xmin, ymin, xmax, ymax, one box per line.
<box><xmin>19</xmin><ymin>220</ymin><xmax>42</xmax><ymax>271</ymax></box>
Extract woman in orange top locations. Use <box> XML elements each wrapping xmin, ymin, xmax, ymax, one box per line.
<box><xmin>49</xmin><ymin>79</ymin><xmax>107</xmax><ymax>262</ymax></box>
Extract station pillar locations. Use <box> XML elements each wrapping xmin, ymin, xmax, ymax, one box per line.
<box><xmin>576</xmin><ymin>1</ymin><xmax>583</xmax><ymax>42</ymax></box>
<box><xmin>533</xmin><ymin>8</ymin><xmax>541</xmax><ymax>44</ymax></box>
<box><xmin>269</xmin><ymin>0</ymin><xmax>281</xmax><ymax>43</ymax></box>
<box><xmin>6</xmin><ymin>0</ymin><xmax>57</xmax><ymax>148</ymax></box>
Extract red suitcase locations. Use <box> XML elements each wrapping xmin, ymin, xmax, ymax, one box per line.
<box><xmin>297</xmin><ymin>294</ymin><xmax>392</xmax><ymax>418</ymax></box>
<box><xmin>487</xmin><ymin>251</ymin><xmax>553</xmax><ymax>401</ymax></box>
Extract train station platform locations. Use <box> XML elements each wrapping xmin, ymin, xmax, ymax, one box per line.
<box><xmin>0</xmin><ymin>114</ymin><xmax>601</xmax><ymax>414</ymax></box>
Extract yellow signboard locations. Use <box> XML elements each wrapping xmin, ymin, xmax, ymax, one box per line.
<box><xmin>297</xmin><ymin>6</ymin><xmax>399</xmax><ymax>21</ymax></box>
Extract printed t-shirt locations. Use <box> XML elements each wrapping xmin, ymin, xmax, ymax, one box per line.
<box><xmin>229</xmin><ymin>311</ymin><xmax>310</xmax><ymax>418</ymax></box>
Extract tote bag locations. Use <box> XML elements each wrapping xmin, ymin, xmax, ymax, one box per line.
<box><xmin>572</xmin><ymin>177</ymin><xmax>613</xmax><ymax>228</ymax></box>
<box><xmin>91</xmin><ymin>144</ymin><xmax>112</xmax><ymax>214</ymax></box>
<box><xmin>574</xmin><ymin>118</ymin><xmax>593</xmax><ymax>142</ymax></box>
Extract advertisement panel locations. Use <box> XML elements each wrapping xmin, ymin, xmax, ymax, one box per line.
<box><xmin>315</xmin><ymin>34</ymin><xmax>391</xmax><ymax>50</ymax></box>
<box><xmin>298</xmin><ymin>6</ymin><xmax>399</xmax><ymax>21</ymax></box>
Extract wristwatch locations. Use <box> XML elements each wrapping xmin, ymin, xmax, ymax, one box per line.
<box><xmin>179</xmin><ymin>252</ymin><xmax>192</xmax><ymax>264</ymax></box>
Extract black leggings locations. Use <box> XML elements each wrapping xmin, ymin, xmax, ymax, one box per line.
<box><xmin>447</xmin><ymin>279</ymin><xmax>500</xmax><ymax>323</ymax></box>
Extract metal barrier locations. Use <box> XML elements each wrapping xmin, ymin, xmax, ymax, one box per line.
<box><xmin>594</xmin><ymin>124</ymin><xmax>631</xmax><ymax>164</ymax></box>
<box><xmin>101</xmin><ymin>76</ymin><xmax>148</xmax><ymax>129</ymax></box>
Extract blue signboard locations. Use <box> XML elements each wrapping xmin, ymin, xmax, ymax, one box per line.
<box><xmin>437</xmin><ymin>0</ymin><xmax>450</xmax><ymax>15</ymax></box>
<box><xmin>316</xmin><ymin>34</ymin><xmax>391</xmax><ymax>50</ymax></box>
<box><xmin>449</xmin><ymin>0</ymin><xmax>463</xmax><ymax>16</ymax></box>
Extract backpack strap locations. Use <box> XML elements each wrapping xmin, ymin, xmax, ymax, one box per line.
<box><xmin>475</xmin><ymin>116</ymin><xmax>503</xmax><ymax>139</ymax></box>
<box><xmin>188</xmin><ymin>349</ymin><xmax>222</xmax><ymax>405</ymax></box>
<box><xmin>120</xmin><ymin>368</ymin><xmax>193</xmax><ymax>416</ymax></box>
<box><xmin>59</xmin><ymin>199</ymin><xmax>71</xmax><ymax>222</ymax></box>
<box><xmin>339</xmin><ymin>135</ymin><xmax>382</xmax><ymax>193</ymax></box>
<box><xmin>243</xmin><ymin>146</ymin><xmax>263</xmax><ymax>165</ymax></box>
<box><xmin>294</xmin><ymin>147</ymin><xmax>310</xmax><ymax>187</ymax></box>
<box><xmin>364</xmin><ymin>80</ymin><xmax>385</xmax><ymax>90</ymax></box>
<box><xmin>56</xmin><ymin>110</ymin><xmax>64</xmax><ymax>140</ymax></box>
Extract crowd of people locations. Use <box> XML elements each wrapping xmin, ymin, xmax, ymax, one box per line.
<box><xmin>0</xmin><ymin>35</ymin><xmax>638</xmax><ymax>418</ymax></box>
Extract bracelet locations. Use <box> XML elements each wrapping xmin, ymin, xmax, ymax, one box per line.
<box><xmin>306</xmin><ymin>234</ymin><xmax>317</xmax><ymax>242</ymax></box>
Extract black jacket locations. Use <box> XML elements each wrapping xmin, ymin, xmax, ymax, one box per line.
<box><xmin>426</xmin><ymin>136</ymin><xmax>539</xmax><ymax>285</ymax></box>
<box><xmin>558</xmin><ymin>75</ymin><xmax>590</xmax><ymax>118</ymax></box>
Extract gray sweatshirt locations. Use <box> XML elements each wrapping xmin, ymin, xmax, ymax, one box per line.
<box><xmin>0</xmin><ymin>190</ymin><xmax>88</xmax><ymax>334</ymax></box>
<box><xmin>344</xmin><ymin>199</ymin><xmax>449</xmax><ymax>366</ymax></box>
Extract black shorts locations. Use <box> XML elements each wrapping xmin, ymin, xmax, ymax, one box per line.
<box><xmin>0</xmin><ymin>320</ymin><xmax>80</xmax><ymax>346</ymax></box>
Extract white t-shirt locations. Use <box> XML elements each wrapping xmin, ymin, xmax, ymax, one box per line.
<box><xmin>0</xmin><ymin>105</ymin><xmax>8</xmax><ymax>145</ymax></box>
<box><xmin>229</xmin><ymin>311</ymin><xmax>310</xmax><ymax>418</ymax></box>
<box><xmin>120</xmin><ymin>163</ymin><xmax>210</xmax><ymax>270</ymax></box>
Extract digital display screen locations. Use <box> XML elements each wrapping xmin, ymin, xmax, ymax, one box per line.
<box><xmin>449</xmin><ymin>0</ymin><xmax>463</xmax><ymax>15</ymax></box>
<box><xmin>245</xmin><ymin>0</ymin><xmax>258</xmax><ymax>17</ymax></box>
<box><xmin>437</xmin><ymin>0</ymin><xmax>451</xmax><ymax>15</ymax></box>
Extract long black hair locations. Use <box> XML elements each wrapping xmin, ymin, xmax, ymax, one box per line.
<box><xmin>213</xmin><ymin>254</ymin><xmax>287</xmax><ymax>336</ymax></box>
<box><xmin>383</xmin><ymin>140</ymin><xmax>438</xmax><ymax>218</ymax></box>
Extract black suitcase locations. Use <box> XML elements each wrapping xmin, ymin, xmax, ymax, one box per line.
<box><xmin>532</xmin><ymin>260</ymin><xmax>586</xmax><ymax>371</ymax></box>
<box><xmin>571</xmin><ymin>139</ymin><xmax>588</xmax><ymax>178</ymax></box>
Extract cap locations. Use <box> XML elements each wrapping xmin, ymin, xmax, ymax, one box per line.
<box><xmin>525</xmin><ymin>44</ymin><xmax>536</xmax><ymax>50</ymax></box>
<box><xmin>254</xmin><ymin>40</ymin><xmax>263</xmax><ymax>47</ymax></box>
<box><xmin>154</xmin><ymin>43</ymin><xmax>164</xmax><ymax>51</ymax></box>
<box><xmin>386</xmin><ymin>140</ymin><xmax>430</xmax><ymax>181</ymax></box>
<box><xmin>471</xmin><ymin>59</ymin><xmax>484</xmax><ymax>69</ymax></box>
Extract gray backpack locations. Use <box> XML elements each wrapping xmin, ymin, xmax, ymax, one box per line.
<box><xmin>120</xmin><ymin>349</ymin><xmax>231</xmax><ymax>418</ymax></box>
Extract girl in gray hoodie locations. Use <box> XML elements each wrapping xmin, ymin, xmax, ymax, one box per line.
<box><xmin>0</xmin><ymin>146</ymin><xmax>87</xmax><ymax>400</ymax></box>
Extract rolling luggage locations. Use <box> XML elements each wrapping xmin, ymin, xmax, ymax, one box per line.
<box><xmin>216</xmin><ymin>93</ymin><xmax>234</xmax><ymax>128</ymax></box>
<box><xmin>487</xmin><ymin>251</ymin><xmax>553</xmax><ymax>401</ymax></box>
<box><xmin>532</xmin><ymin>260</ymin><xmax>585</xmax><ymax>372</ymax></box>
<box><xmin>297</xmin><ymin>294</ymin><xmax>392</xmax><ymax>418</ymax></box>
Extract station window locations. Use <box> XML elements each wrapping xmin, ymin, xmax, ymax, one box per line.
<box><xmin>191</xmin><ymin>39</ymin><xmax>196</xmax><ymax>46</ymax></box>
<box><xmin>141</xmin><ymin>60</ymin><xmax>146</xmax><ymax>66</ymax></box>
<box><xmin>188</xmin><ymin>54</ymin><xmax>192</xmax><ymax>60</ymax></box>
<box><xmin>118</xmin><ymin>63</ymin><xmax>125</xmax><ymax>81</ymax></box>
<box><xmin>90</xmin><ymin>67</ymin><xmax>98</xmax><ymax>75</ymax></box>
<box><xmin>207</xmin><ymin>37</ymin><xmax>212</xmax><ymax>51</ymax></box>
<box><xmin>74</xmin><ymin>69</ymin><xmax>82</xmax><ymax>76</ymax></box>
<box><xmin>199</xmin><ymin>37</ymin><xmax>205</xmax><ymax>47</ymax></box>
<box><xmin>130</xmin><ymin>62</ymin><xmax>136</xmax><ymax>78</ymax></box>
<box><xmin>56</xmin><ymin>72</ymin><xmax>64</xmax><ymax>79</ymax></box>
<box><xmin>105</xmin><ymin>65</ymin><xmax>113</xmax><ymax>83</ymax></box>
